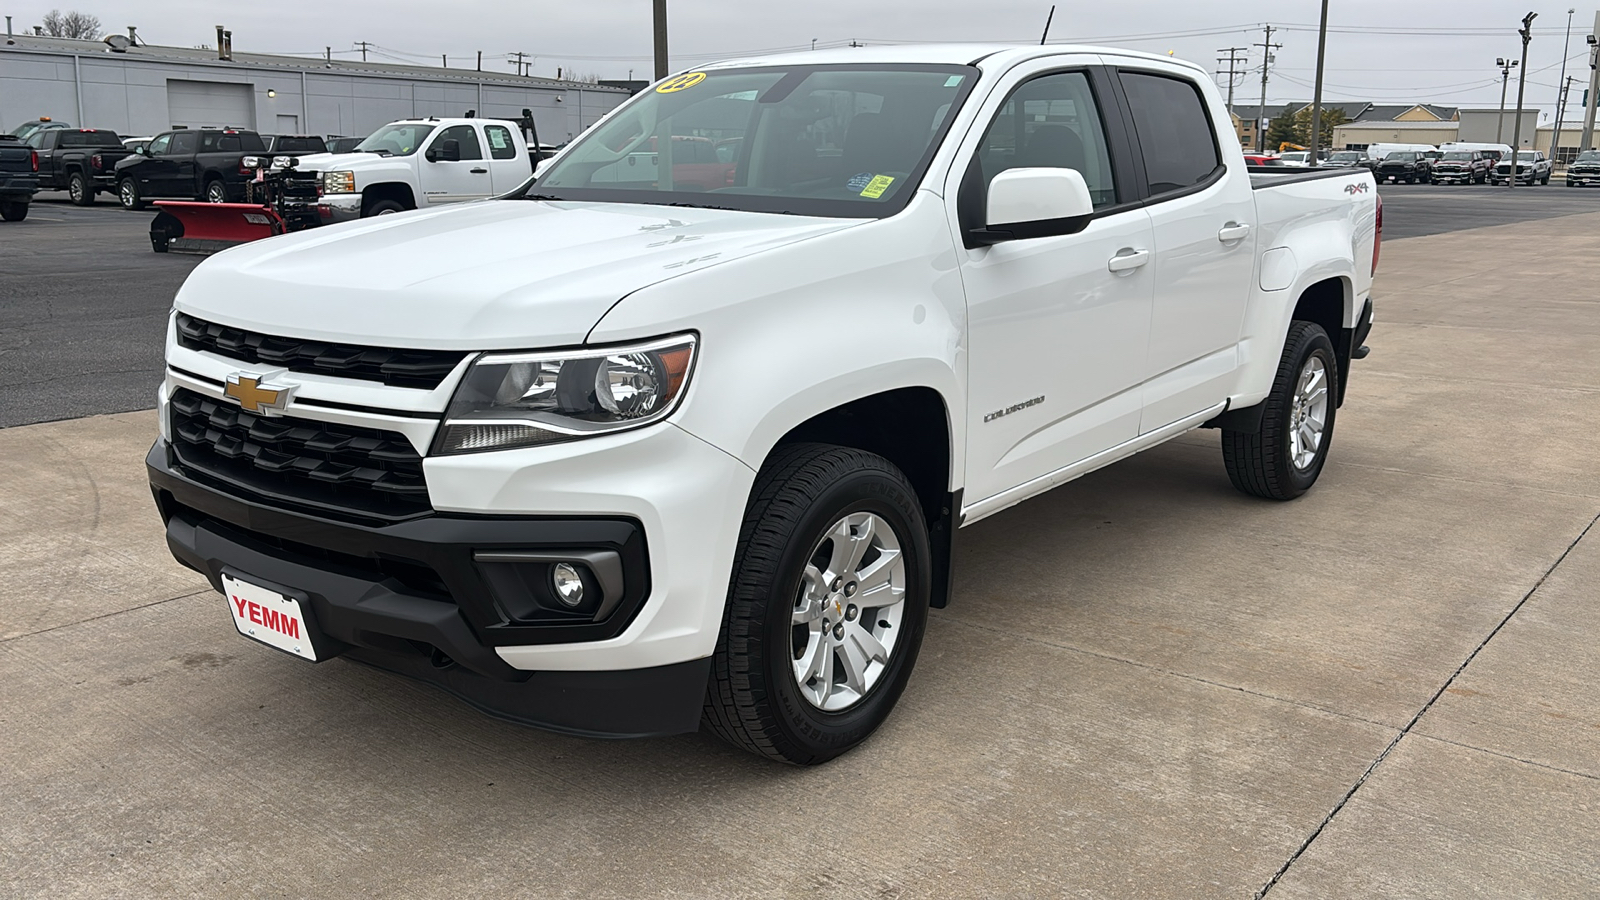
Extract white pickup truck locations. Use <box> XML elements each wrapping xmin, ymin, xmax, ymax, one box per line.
<box><xmin>301</xmin><ymin>117</ymin><xmax>533</xmax><ymax>219</ymax></box>
<box><xmin>148</xmin><ymin>45</ymin><xmax>1379</xmax><ymax>764</ymax></box>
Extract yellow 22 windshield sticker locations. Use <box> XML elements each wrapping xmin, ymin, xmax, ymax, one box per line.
<box><xmin>657</xmin><ymin>72</ymin><xmax>707</xmax><ymax>93</ymax></box>
<box><xmin>860</xmin><ymin>175</ymin><xmax>896</xmax><ymax>199</ymax></box>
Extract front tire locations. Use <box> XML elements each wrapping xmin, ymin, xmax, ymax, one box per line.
<box><xmin>364</xmin><ymin>198</ymin><xmax>407</xmax><ymax>216</ymax></box>
<box><xmin>118</xmin><ymin>177</ymin><xmax>144</xmax><ymax>210</ymax></box>
<box><xmin>704</xmin><ymin>443</ymin><xmax>932</xmax><ymax>765</ymax></box>
<box><xmin>204</xmin><ymin>179</ymin><xmax>228</xmax><ymax>203</ymax></box>
<box><xmin>1222</xmin><ymin>321</ymin><xmax>1339</xmax><ymax>501</ymax></box>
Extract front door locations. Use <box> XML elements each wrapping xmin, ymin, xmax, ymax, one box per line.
<box><xmin>953</xmin><ymin>66</ymin><xmax>1155</xmax><ymax>507</ymax></box>
<box><xmin>1116</xmin><ymin>68</ymin><xmax>1257</xmax><ymax>432</ymax></box>
<box><xmin>419</xmin><ymin>124</ymin><xmax>493</xmax><ymax>205</ymax></box>
<box><xmin>138</xmin><ymin>133</ymin><xmax>176</xmax><ymax>194</ymax></box>
<box><xmin>482</xmin><ymin>123</ymin><xmax>530</xmax><ymax>193</ymax></box>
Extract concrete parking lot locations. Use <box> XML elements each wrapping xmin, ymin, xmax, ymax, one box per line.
<box><xmin>2</xmin><ymin>190</ymin><xmax>1598</xmax><ymax>897</ymax></box>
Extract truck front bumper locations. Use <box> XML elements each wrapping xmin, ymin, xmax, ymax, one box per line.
<box><xmin>147</xmin><ymin>427</ymin><xmax>750</xmax><ymax>737</ymax></box>
<box><xmin>318</xmin><ymin>192</ymin><xmax>362</xmax><ymax>223</ymax></box>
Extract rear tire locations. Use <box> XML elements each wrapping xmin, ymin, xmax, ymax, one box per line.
<box><xmin>703</xmin><ymin>443</ymin><xmax>932</xmax><ymax>765</ymax></box>
<box><xmin>118</xmin><ymin>177</ymin><xmax>144</xmax><ymax>210</ymax></box>
<box><xmin>68</xmin><ymin>171</ymin><xmax>94</xmax><ymax>206</ymax></box>
<box><xmin>1222</xmin><ymin>321</ymin><xmax>1339</xmax><ymax>501</ymax></box>
<box><xmin>0</xmin><ymin>199</ymin><xmax>28</xmax><ymax>221</ymax></box>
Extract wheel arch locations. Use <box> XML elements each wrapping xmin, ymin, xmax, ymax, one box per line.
<box><xmin>764</xmin><ymin>386</ymin><xmax>959</xmax><ymax>609</ymax></box>
<box><xmin>362</xmin><ymin>182</ymin><xmax>417</xmax><ymax>213</ymax></box>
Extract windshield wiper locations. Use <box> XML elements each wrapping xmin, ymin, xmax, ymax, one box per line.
<box><xmin>664</xmin><ymin>201</ymin><xmax>739</xmax><ymax>211</ymax></box>
<box><xmin>520</xmin><ymin>193</ymin><xmax>562</xmax><ymax>201</ymax></box>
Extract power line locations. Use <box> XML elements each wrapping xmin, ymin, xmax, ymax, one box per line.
<box><xmin>1255</xmin><ymin>24</ymin><xmax>1283</xmax><ymax>152</ymax></box>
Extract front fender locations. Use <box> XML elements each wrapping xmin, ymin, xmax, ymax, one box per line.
<box><xmin>588</xmin><ymin>191</ymin><xmax>969</xmax><ymax>491</ymax></box>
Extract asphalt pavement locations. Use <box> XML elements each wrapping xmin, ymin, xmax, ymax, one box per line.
<box><xmin>3</xmin><ymin>184</ymin><xmax>1600</xmax><ymax>428</ymax></box>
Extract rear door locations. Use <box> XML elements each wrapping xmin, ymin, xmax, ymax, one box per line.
<box><xmin>1112</xmin><ymin>65</ymin><xmax>1256</xmax><ymax>432</ymax></box>
<box><xmin>481</xmin><ymin>123</ymin><xmax>528</xmax><ymax>192</ymax></box>
<box><xmin>166</xmin><ymin>131</ymin><xmax>200</xmax><ymax>197</ymax></box>
<box><xmin>419</xmin><ymin>124</ymin><xmax>492</xmax><ymax>205</ymax></box>
<box><xmin>953</xmin><ymin>61</ymin><xmax>1156</xmax><ymax>505</ymax></box>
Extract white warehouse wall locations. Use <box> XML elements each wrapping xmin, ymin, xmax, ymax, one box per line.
<box><xmin>0</xmin><ymin>38</ymin><xmax>628</xmax><ymax>141</ymax></box>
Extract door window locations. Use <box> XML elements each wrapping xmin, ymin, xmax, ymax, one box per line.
<box><xmin>970</xmin><ymin>71</ymin><xmax>1118</xmax><ymax>209</ymax></box>
<box><xmin>433</xmin><ymin>125</ymin><xmax>484</xmax><ymax>160</ymax></box>
<box><xmin>147</xmin><ymin>134</ymin><xmax>173</xmax><ymax>156</ymax></box>
<box><xmin>1117</xmin><ymin>71</ymin><xmax>1222</xmax><ymax>196</ymax></box>
<box><xmin>169</xmin><ymin>132</ymin><xmax>199</xmax><ymax>155</ymax></box>
<box><xmin>484</xmin><ymin>125</ymin><xmax>518</xmax><ymax>160</ymax></box>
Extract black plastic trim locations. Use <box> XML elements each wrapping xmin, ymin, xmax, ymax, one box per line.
<box><xmin>928</xmin><ymin>488</ymin><xmax>960</xmax><ymax>609</ymax></box>
<box><xmin>149</xmin><ymin>440</ymin><xmax>654</xmax><ymax>646</ymax></box>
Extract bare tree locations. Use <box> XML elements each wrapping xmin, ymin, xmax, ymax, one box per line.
<box><xmin>41</xmin><ymin>9</ymin><xmax>101</xmax><ymax>40</ymax></box>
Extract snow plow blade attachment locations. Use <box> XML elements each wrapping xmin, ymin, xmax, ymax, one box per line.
<box><xmin>150</xmin><ymin>201</ymin><xmax>288</xmax><ymax>255</ymax></box>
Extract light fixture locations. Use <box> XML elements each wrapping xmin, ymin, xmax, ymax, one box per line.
<box><xmin>267</xmin><ymin>89</ymin><xmax>276</xmax><ymax>98</ymax></box>
<box><xmin>551</xmin><ymin>563</ymin><xmax>585</xmax><ymax>608</ymax></box>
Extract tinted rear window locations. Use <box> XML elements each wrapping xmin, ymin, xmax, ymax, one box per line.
<box><xmin>273</xmin><ymin>137</ymin><xmax>325</xmax><ymax>152</ymax></box>
<box><xmin>1117</xmin><ymin>71</ymin><xmax>1221</xmax><ymax>196</ymax></box>
<box><xmin>59</xmin><ymin>130</ymin><xmax>122</xmax><ymax>148</ymax></box>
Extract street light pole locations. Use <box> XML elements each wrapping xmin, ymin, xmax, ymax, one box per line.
<box><xmin>1550</xmin><ymin>8</ymin><xmax>1576</xmax><ymax>161</ymax></box>
<box><xmin>1583</xmin><ymin>19</ymin><xmax>1600</xmax><ymax>152</ymax></box>
<box><xmin>1308</xmin><ymin>0</ymin><xmax>1330</xmax><ymax>165</ymax></box>
<box><xmin>1508</xmin><ymin>12</ymin><xmax>1537</xmax><ymax>190</ymax></box>
<box><xmin>1497</xmin><ymin>57</ymin><xmax>1518</xmax><ymax>144</ymax></box>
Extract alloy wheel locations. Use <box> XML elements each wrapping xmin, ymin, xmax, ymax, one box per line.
<box><xmin>790</xmin><ymin>512</ymin><xmax>907</xmax><ymax>712</ymax></box>
<box><xmin>1288</xmin><ymin>356</ymin><xmax>1330</xmax><ymax>471</ymax></box>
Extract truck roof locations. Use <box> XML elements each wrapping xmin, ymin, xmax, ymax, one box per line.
<box><xmin>695</xmin><ymin>43</ymin><xmax>1207</xmax><ymax>75</ymax></box>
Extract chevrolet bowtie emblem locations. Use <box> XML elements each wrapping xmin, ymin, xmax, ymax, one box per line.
<box><xmin>223</xmin><ymin>374</ymin><xmax>292</xmax><ymax>415</ymax></box>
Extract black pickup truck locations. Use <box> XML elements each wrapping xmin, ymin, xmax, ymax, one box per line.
<box><xmin>0</xmin><ymin>134</ymin><xmax>39</xmax><ymax>221</ymax></box>
<box><xmin>24</xmin><ymin>128</ymin><xmax>132</xmax><ymax>205</ymax></box>
<box><xmin>112</xmin><ymin>128</ymin><xmax>269</xmax><ymax>209</ymax></box>
<box><xmin>1374</xmin><ymin>151</ymin><xmax>1432</xmax><ymax>184</ymax></box>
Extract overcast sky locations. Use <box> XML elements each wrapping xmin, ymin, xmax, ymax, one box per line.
<box><xmin>11</xmin><ymin>1</ymin><xmax>1598</xmax><ymax>116</ymax></box>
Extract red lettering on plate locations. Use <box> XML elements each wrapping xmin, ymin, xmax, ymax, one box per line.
<box><xmin>283</xmin><ymin>616</ymin><xmax>300</xmax><ymax>639</ymax></box>
<box><xmin>232</xmin><ymin>595</ymin><xmax>248</xmax><ymax>617</ymax></box>
<box><xmin>248</xmin><ymin>602</ymin><xmax>263</xmax><ymax>625</ymax></box>
<box><xmin>264</xmin><ymin>609</ymin><xmax>280</xmax><ymax>632</ymax></box>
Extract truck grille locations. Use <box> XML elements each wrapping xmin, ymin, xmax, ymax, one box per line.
<box><xmin>175</xmin><ymin>313</ymin><xmax>467</xmax><ymax>390</ymax></box>
<box><xmin>169</xmin><ymin>388</ymin><xmax>431</xmax><ymax>518</ymax></box>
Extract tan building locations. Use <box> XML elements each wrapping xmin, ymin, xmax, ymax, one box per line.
<box><xmin>1332</xmin><ymin>120</ymin><xmax>1460</xmax><ymax>150</ymax></box>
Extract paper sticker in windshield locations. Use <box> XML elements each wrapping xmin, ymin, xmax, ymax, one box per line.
<box><xmin>944</xmin><ymin>75</ymin><xmax>965</xmax><ymax>88</ymax></box>
<box><xmin>846</xmin><ymin>172</ymin><xmax>875</xmax><ymax>192</ymax></box>
<box><xmin>859</xmin><ymin>175</ymin><xmax>895</xmax><ymax>199</ymax></box>
<box><xmin>487</xmin><ymin>129</ymin><xmax>510</xmax><ymax>149</ymax></box>
<box><xmin>657</xmin><ymin>72</ymin><xmax>707</xmax><ymax>93</ymax></box>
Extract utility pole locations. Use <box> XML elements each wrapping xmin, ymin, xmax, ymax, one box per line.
<box><xmin>1496</xmin><ymin>57</ymin><xmax>1519</xmax><ymax>143</ymax></box>
<box><xmin>653</xmin><ymin>0</ymin><xmax>669</xmax><ymax>80</ymax></box>
<box><xmin>1552</xmin><ymin>75</ymin><xmax>1577</xmax><ymax>166</ymax></box>
<box><xmin>356</xmin><ymin>41</ymin><xmax>371</xmax><ymax>63</ymax></box>
<box><xmin>1216</xmin><ymin>47</ymin><xmax>1248</xmax><ymax>111</ymax></box>
<box><xmin>1254</xmin><ymin>25</ymin><xmax>1282</xmax><ymax>154</ymax></box>
<box><xmin>1309</xmin><ymin>0</ymin><xmax>1330</xmax><ymax>165</ymax></box>
<box><xmin>1551</xmin><ymin>9</ymin><xmax>1577</xmax><ymax>161</ymax></box>
<box><xmin>1508</xmin><ymin>11</ymin><xmax>1537</xmax><ymax>189</ymax></box>
<box><xmin>1583</xmin><ymin>15</ymin><xmax>1600</xmax><ymax>151</ymax></box>
<box><xmin>510</xmin><ymin>51</ymin><xmax>531</xmax><ymax>77</ymax></box>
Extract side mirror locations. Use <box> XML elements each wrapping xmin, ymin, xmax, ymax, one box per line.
<box><xmin>973</xmin><ymin>168</ymin><xmax>1095</xmax><ymax>245</ymax></box>
<box><xmin>427</xmin><ymin>139</ymin><xmax>461</xmax><ymax>163</ymax></box>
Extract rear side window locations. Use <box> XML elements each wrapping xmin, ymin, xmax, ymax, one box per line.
<box><xmin>1117</xmin><ymin>71</ymin><xmax>1221</xmax><ymax>196</ymax></box>
<box><xmin>59</xmin><ymin>130</ymin><xmax>122</xmax><ymax>148</ymax></box>
<box><xmin>273</xmin><ymin>137</ymin><xmax>324</xmax><ymax>152</ymax></box>
<box><xmin>170</xmin><ymin>132</ymin><xmax>199</xmax><ymax>155</ymax></box>
<box><xmin>484</xmin><ymin>125</ymin><xmax>517</xmax><ymax>160</ymax></box>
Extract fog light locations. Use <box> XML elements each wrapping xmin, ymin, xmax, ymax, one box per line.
<box><xmin>551</xmin><ymin>563</ymin><xmax>585</xmax><ymax>608</ymax></box>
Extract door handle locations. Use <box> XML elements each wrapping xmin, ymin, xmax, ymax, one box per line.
<box><xmin>469</xmin><ymin>167</ymin><xmax>488</xmax><ymax>174</ymax></box>
<box><xmin>1218</xmin><ymin>222</ymin><xmax>1252</xmax><ymax>243</ymax></box>
<box><xmin>1107</xmin><ymin>248</ymin><xmax>1150</xmax><ymax>273</ymax></box>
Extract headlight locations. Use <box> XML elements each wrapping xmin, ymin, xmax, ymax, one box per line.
<box><xmin>241</xmin><ymin>156</ymin><xmax>260</xmax><ymax>168</ymax></box>
<box><xmin>323</xmin><ymin>170</ymin><xmax>356</xmax><ymax>194</ymax></box>
<box><xmin>271</xmin><ymin>156</ymin><xmax>296</xmax><ymax>169</ymax></box>
<box><xmin>434</xmin><ymin>334</ymin><xmax>697</xmax><ymax>455</ymax></box>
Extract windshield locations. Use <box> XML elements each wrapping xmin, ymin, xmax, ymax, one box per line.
<box><xmin>1442</xmin><ymin>152</ymin><xmax>1474</xmax><ymax>161</ymax></box>
<box><xmin>1330</xmin><ymin>152</ymin><xmax>1363</xmax><ymax>162</ymax></box>
<box><xmin>529</xmin><ymin>64</ymin><xmax>978</xmax><ymax>217</ymax></box>
<box><xmin>1577</xmin><ymin>151</ymin><xmax>1600</xmax><ymax>163</ymax></box>
<box><xmin>355</xmin><ymin>123</ymin><xmax>436</xmax><ymax>157</ymax></box>
<box><xmin>1383</xmin><ymin>152</ymin><xmax>1414</xmax><ymax>161</ymax></box>
<box><xmin>1517</xmin><ymin>151</ymin><xmax>1539</xmax><ymax>161</ymax></box>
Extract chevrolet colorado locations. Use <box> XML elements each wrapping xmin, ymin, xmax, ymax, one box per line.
<box><xmin>148</xmin><ymin>45</ymin><xmax>1380</xmax><ymax>764</ymax></box>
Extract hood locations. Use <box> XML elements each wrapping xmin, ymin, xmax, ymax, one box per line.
<box><xmin>293</xmin><ymin>150</ymin><xmax>384</xmax><ymax>170</ymax></box>
<box><xmin>174</xmin><ymin>199</ymin><xmax>861</xmax><ymax>349</ymax></box>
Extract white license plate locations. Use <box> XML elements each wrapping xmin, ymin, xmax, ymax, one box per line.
<box><xmin>222</xmin><ymin>573</ymin><xmax>317</xmax><ymax>661</ymax></box>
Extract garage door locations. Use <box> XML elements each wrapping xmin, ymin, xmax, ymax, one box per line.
<box><xmin>167</xmin><ymin>80</ymin><xmax>253</xmax><ymax>130</ymax></box>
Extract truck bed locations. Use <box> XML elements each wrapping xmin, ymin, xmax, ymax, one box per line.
<box><xmin>1247</xmin><ymin>167</ymin><xmax>1365</xmax><ymax>190</ymax></box>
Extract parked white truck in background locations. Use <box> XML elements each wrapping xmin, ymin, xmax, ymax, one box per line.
<box><xmin>148</xmin><ymin>45</ymin><xmax>1379</xmax><ymax>765</ymax></box>
<box><xmin>302</xmin><ymin>117</ymin><xmax>533</xmax><ymax>219</ymax></box>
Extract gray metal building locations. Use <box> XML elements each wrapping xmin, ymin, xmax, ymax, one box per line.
<box><xmin>0</xmin><ymin>32</ymin><xmax>629</xmax><ymax>142</ymax></box>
